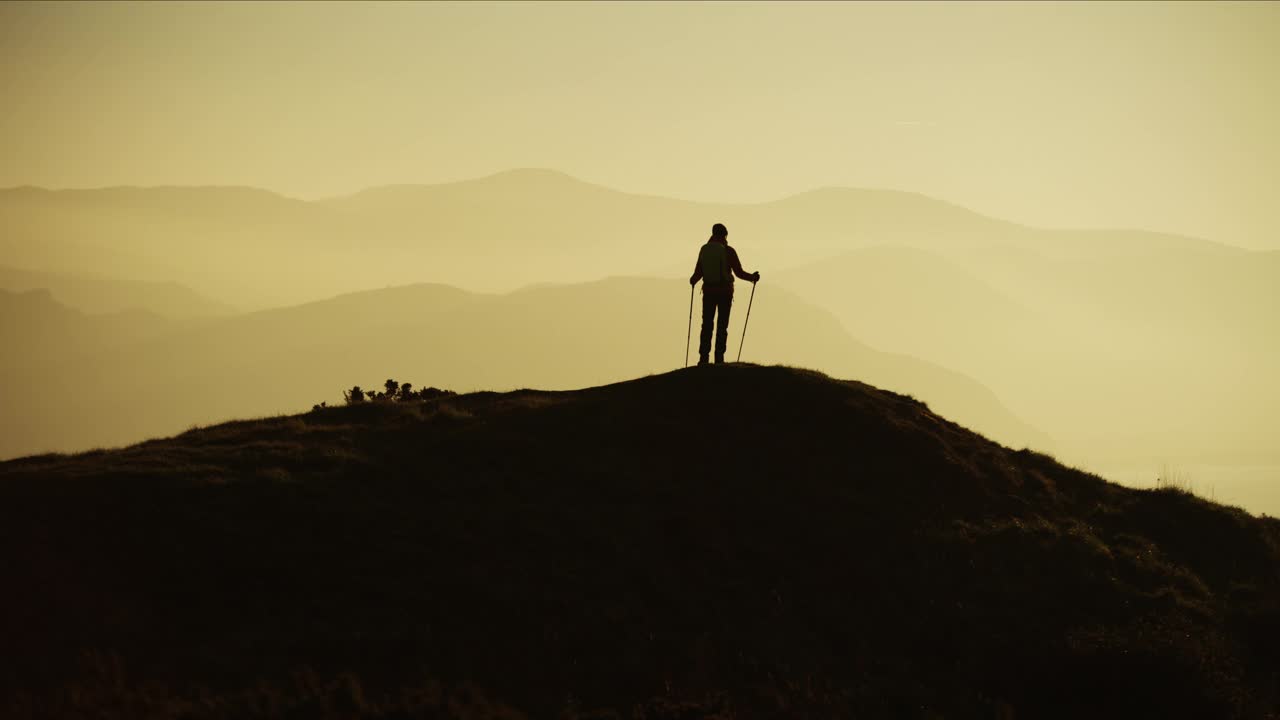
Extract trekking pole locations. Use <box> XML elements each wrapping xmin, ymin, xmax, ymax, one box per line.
<box><xmin>737</xmin><ymin>280</ymin><xmax>757</xmax><ymax>363</ymax></box>
<box><xmin>684</xmin><ymin>284</ymin><xmax>695</xmax><ymax>368</ymax></box>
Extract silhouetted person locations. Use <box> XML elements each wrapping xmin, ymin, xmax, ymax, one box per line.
<box><xmin>689</xmin><ymin>223</ymin><xmax>760</xmax><ymax>365</ymax></box>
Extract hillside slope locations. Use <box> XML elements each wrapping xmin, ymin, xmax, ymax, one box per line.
<box><xmin>2</xmin><ymin>365</ymin><xmax>1277</xmax><ymax>718</ymax></box>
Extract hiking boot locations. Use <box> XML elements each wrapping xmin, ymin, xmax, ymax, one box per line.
<box><xmin>697</xmin><ymin>355</ymin><xmax>709</xmax><ymax>366</ymax></box>
<box><xmin>714</xmin><ymin>354</ymin><xmax>726</xmax><ymax>364</ymax></box>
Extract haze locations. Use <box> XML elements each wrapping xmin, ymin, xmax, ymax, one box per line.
<box><xmin>3</xmin><ymin>1</ymin><xmax>1279</xmax><ymax>248</ymax></box>
<box><xmin>1</xmin><ymin>1</ymin><xmax>1277</xmax><ymax>515</ymax></box>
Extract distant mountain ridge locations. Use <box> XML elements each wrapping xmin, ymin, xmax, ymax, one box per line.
<box><xmin>0</xmin><ymin>287</ymin><xmax>178</xmax><ymax>370</ymax></box>
<box><xmin>1</xmin><ymin>168</ymin><xmax>1248</xmax><ymax>312</ymax></box>
<box><xmin>0</xmin><ymin>170</ymin><xmax>1248</xmax><ymax>301</ymax></box>
<box><xmin>0</xmin><ymin>264</ymin><xmax>235</xmax><ymax>317</ymax></box>
<box><xmin>1</xmin><ymin>168</ymin><xmax>1274</xmax><ymax>493</ymax></box>
<box><xmin>0</xmin><ymin>277</ymin><xmax>1046</xmax><ymax>460</ymax></box>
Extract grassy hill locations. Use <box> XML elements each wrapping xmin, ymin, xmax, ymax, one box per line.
<box><xmin>3</xmin><ymin>365</ymin><xmax>1277</xmax><ymax>718</ymax></box>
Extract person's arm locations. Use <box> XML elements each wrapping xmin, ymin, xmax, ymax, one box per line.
<box><xmin>689</xmin><ymin>257</ymin><xmax>703</xmax><ymax>285</ymax></box>
<box><xmin>728</xmin><ymin>247</ymin><xmax>760</xmax><ymax>282</ymax></box>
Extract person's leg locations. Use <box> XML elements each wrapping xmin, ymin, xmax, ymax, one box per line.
<box><xmin>714</xmin><ymin>293</ymin><xmax>733</xmax><ymax>362</ymax></box>
<box><xmin>698</xmin><ymin>292</ymin><xmax>715</xmax><ymax>364</ymax></box>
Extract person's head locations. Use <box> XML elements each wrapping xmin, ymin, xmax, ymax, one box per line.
<box><xmin>710</xmin><ymin>223</ymin><xmax>728</xmax><ymax>241</ymax></box>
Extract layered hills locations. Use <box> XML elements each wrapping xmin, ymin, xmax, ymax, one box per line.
<box><xmin>2</xmin><ymin>168</ymin><xmax>1276</xmax><ymax>499</ymax></box>
<box><xmin>2</xmin><ymin>365</ymin><xmax>1277</xmax><ymax>718</ymax></box>
<box><xmin>0</xmin><ymin>169</ymin><xmax>1248</xmax><ymax>308</ymax></box>
<box><xmin>774</xmin><ymin>246</ymin><xmax>1280</xmax><ymax>466</ymax></box>
<box><xmin>0</xmin><ymin>278</ymin><xmax>1045</xmax><ymax>460</ymax></box>
<box><xmin>0</xmin><ymin>264</ymin><xmax>234</xmax><ymax>317</ymax></box>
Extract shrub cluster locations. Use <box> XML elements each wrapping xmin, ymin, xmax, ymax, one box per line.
<box><xmin>312</xmin><ymin>379</ymin><xmax>456</xmax><ymax>411</ymax></box>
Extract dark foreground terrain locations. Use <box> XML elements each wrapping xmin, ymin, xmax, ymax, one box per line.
<box><xmin>2</xmin><ymin>365</ymin><xmax>1278</xmax><ymax>718</ymax></box>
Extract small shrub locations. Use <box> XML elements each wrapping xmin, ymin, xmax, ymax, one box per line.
<box><xmin>327</xmin><ymin>380</ymin><xmax>456</xmax><ymax>409</ymax></box>
<box><xmin>418</xmin><ymin>386</ymin><xmax>457</xmax><ymax>401</ymax></box>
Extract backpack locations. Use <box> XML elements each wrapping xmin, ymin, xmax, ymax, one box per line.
<box><xmin>698</xmin><ymin>242</ymin><xmax>732</xmax><ymax>288</ymax></box>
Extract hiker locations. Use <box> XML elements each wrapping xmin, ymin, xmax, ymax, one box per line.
<box><xmin>689</xmin><ymin>223</ymin><xmax>760</xmax><ymax>365</ymax></box>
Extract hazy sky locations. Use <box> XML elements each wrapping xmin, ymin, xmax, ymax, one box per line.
<box><xmin>2</xmin><ymin>1</ymin><xmax>1278</xmax><ymax>248</ymax></box>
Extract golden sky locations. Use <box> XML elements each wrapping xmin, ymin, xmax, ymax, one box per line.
<box><xmin>2</xmin><ymin>1</ymin><xmax>1278</xmax><ymax>248</ymax></box>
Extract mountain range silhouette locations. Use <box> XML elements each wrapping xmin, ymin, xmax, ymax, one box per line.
<box><xmin>3</xmin><ymin>169</ymin><xmax>1275</xmax><ymax>477</ymax></box>
<box><xmin>0</xmin><ymin>278</ymin><xmax>1047</xmax><ymax>461</ymax></box>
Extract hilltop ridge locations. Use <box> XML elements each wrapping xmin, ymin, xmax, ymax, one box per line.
<box><xmin>3</xmin><ymin>364</ymin><xmax>1278</xmax><ymax>718</ymax></box>
<box><xmin>0</xmin><ymin>276</ymin><xmax>1048</xmax><ymax>460</ymax></box>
